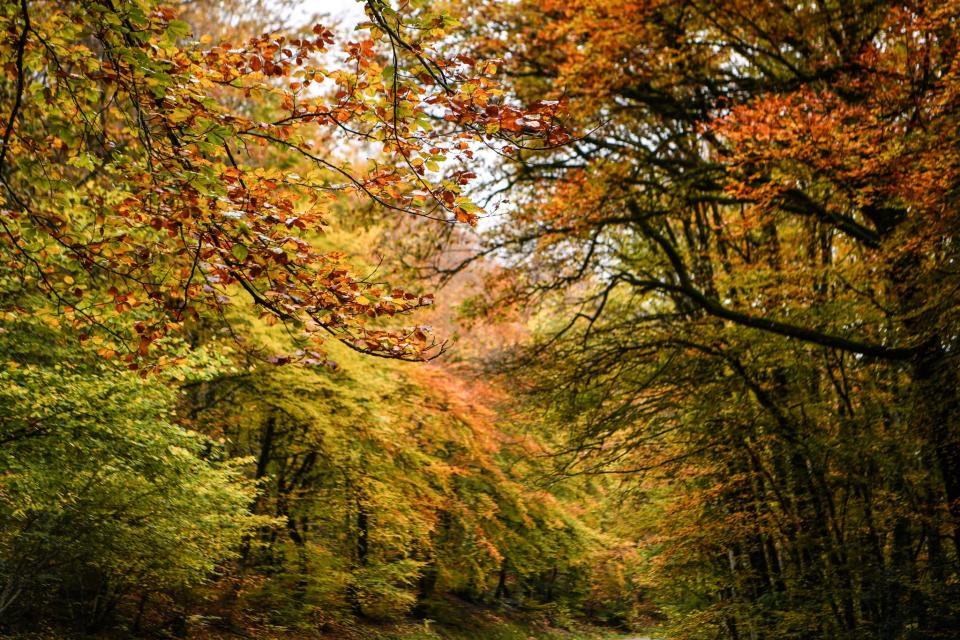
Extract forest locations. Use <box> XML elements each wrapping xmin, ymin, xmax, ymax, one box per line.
<box><xmin>0</xmin><ymin>0</ymin><xmax>958</xmax><ymax>639</ymax></box>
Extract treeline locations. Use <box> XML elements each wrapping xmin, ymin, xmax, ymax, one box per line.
<box><xmin>450</xmin><ymin>0</ymin><xmax>960</xmax><ymax>638</ymax></box>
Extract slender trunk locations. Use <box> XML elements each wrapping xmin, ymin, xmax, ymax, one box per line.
<box><xmin>494</xmin><ymin>561</ymin><xmax>510</xmax><ymax>600</ymax></box>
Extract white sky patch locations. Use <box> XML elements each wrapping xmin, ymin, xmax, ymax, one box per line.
<box><xmin>288</xmin><ymin>0</ymin><xmax>367</xmax><ymax>30</ymax></box>
<box><xmin>272</xmin><ymin>0</ymin><xmax>509</xmax><ymax>231</ymax></box>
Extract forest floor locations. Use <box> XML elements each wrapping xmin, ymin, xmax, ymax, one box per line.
<box><xmin>3</xmin><ymin>596</ymin><xmax>660</xmax><ymax>639</ymax></box>
<box><xmin>186</xmin><ymin>595</ymin><xmax>656</xmax><ymax>640</ymax></box>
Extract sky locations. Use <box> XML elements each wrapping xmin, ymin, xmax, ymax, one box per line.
<box><xmin>290</xmin><ymin>0</ymin><xmax>367</xmax><ymax>28</ymax></box>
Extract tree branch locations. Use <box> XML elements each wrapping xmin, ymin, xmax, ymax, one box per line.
<box><xmin>0</xmin><ymin>0</ymin><xmax>30</xmax><ymax>175</ymax></box>
<box><xmin>629</xmin><ymin>201</ymin><xmax>916</xmax><ymax>361</ymax></box>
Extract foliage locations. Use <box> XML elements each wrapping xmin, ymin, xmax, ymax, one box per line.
<box><xmin>16</xmin><ymin>0</ymin><xmax>957</xmax><ymax>638</ymax></box>
<box><xmin>449</xmin><ymin>0</ymin><xmax>960</xmax><ymax>638</ymax></box>
<box><xmin>0</xmin><ymin>0</ymin><xmax>625</xmax><ymax>636</ymax></box>
<box><xmin>182</xmin><ymin>308</ymin><xmax>608</xmax><ymax>628</ymax></box>
<box><xmin>0</xmin><ymin>299</ymin><xmax>261</xmax><ymax>630</ymax></box>
<box><xmin>0</xmin><ymin>0</ymin><xmax>563</xmax><ymax>364</ymax></box>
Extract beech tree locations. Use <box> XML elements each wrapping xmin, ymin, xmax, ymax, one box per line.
<box><xmin>0</xmin><ymin>0</ymin><xmax>563</xmax><ymax>365</ymax></box>
<box><xmin>0</xmin><ymin>292</ymin><xmax>261</xmax><ymax>630</ymax></box>
<box><xmin>452</xmin><ymin>0</ymin><xmax>960</xmax><ymax>637</ymax></box>
<box><xmin>0</xmin><ymin>1</ymin><xmax>623</xmax><ymax>634</ymax></box>
<box><xmin>179</xmin><ymin>308</ymin><xmax>605</xmax><ymax>626</ymax></box>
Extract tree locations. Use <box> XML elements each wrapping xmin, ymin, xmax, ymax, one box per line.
<box><xmin>0</xmin><ymin>0</ymin><xmax>648</xmax><ymax>635</ymax></box>
<box><xmin>451</xmin><ymin>0</ymin><xmax>960</xmax><ymax>637</ymax></box>
<box><xmin>1</xmin><ymin>1</ymin><xmax>615</xmax><ymax>635</ymax></box>
<box><xmin>0</xmin><ymin>296</ymin><xmax>261</xmax><ymax>630</ymax></box>
<box><xmin>180</xmin><ymin>306</ymin><xmax>606</xmax><ymax>627</ymax></box>
<box><xmin>0</xmin><ymin>0</ymin><xmax>562</xmax><ymax>365</ymax></box>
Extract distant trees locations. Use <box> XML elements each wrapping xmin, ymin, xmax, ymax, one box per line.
<box><xmin>455</xmin><ymin>0</ymin><xmax>960</xmax><ymax>637</ymax></box>
<box><xmin>180</xmin><ymin>311</ymin><xmax>611</xmax><ymax>626</ymax></box>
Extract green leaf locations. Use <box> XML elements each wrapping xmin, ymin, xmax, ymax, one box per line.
<box><xmin>382</xmin><ymin>65</ymin><xmax>396</xmax><ymax>84</ymax></box>
<box><xmin>162</xmin><ymin>19</ymin><xmax>191</xmax><ymax>47</ymax></box>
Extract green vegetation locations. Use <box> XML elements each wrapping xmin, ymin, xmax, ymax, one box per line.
<box><xmin>0</xmin><ymin>293</ymin><xmax>260</xmax><ymax>629</ymax></box>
